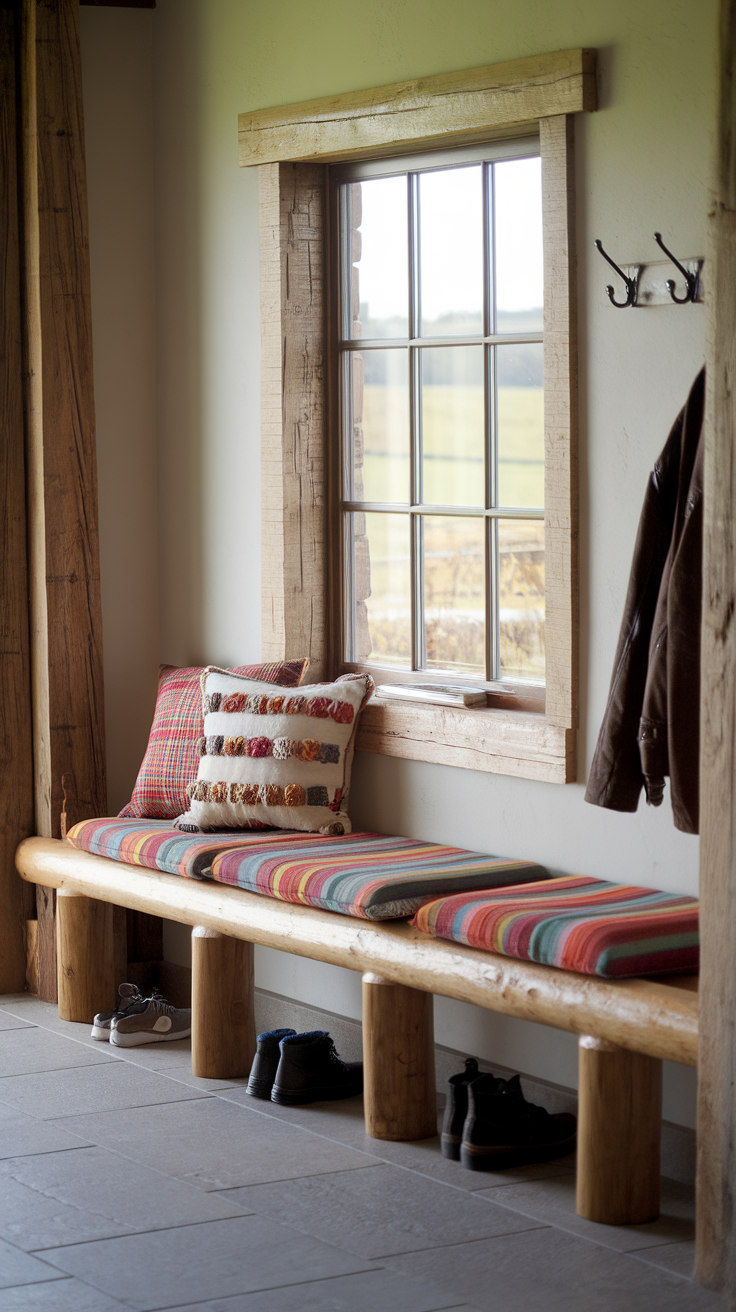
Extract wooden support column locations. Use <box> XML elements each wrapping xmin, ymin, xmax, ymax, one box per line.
<box><xmin>259</xmin><ymin>161</ymin><xmax>328</xmax><ymax>680</ymax></box>
<box><xmin>191</xmin><ymin>927</ymin><xmax>256</xmax><ymax>1079</ymax></box>
<box><xmin>56</xmin><ymin>887</ymin><xmax>116</xmax><ymax>1022</ymax></box>
<box><xmin>576</xmin><ymin>1036</ymin><xmax>661</xmax><ymax>1226</ymax></box>
<box><xmin>696</xmin><ymin>0</ymin><xmax>736</xmax><ymax>1292</ymax></box>
<box><xmin>362</xmin><ymin>972</ymin><xmax>436</xmax><ymax>1141</ymax></box>
<box><xmin>0</xmin><ymin>0</ymin><xmax>36</xmax><ymax>993</ymax></box>
<box><xmin>19</xmin><ymin>0</ymin><xmax>111</xmax><ymax>1000</ymax></box>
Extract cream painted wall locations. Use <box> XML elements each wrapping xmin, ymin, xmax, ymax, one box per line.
<box><xmin>81</xmin><ymin>0</ymin><xmax>716</xmax><ymax>1128</ymax></box>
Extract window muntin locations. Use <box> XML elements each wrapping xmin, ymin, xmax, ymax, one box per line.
<box><xmin>337</xmin><ymin>140</ymin><xmax>545</xmax><ymax>688</ymax></box>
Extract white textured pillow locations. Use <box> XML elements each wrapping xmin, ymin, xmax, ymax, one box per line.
<box><xmin>175</xmin><ymin>667</ymin><xmax>375</xmax><ymax>835</ymax></box>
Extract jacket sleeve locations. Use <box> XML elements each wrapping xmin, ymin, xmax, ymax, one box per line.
<box><xmin>584</xmin><ymin>419</ymin><xmax>682</xmax><ymax>813</ymax></box>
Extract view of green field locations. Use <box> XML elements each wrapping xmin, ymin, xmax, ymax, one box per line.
<box><xmin>349</xmin><ymin>380</ymin><xmax>545</xmax><ymax>681</ymax></box>
<box><xmin>355</xmin><ymin>384</ymin><xmax>544</xmax><ymax>508</ymax></box>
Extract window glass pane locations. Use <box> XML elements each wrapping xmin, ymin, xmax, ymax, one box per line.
<box><xmin>498</xmin><ymin>518</ymin><xmax>545</xmax><ymax>680</ymax></box>
<box><xmin>349</xmin><ymin>512</ymin><xmax>411</xmax><ymax>666</ymax></box>
<box><xmin>494</xmin><ymin>157</ymin><xmax>543</xmax><ymax>333</ymax></box>
<box><xmin>349</xmin><ymin>178</ymin><xmax>408</xmax><ymax>340</ymax></box>
<box><xmin>351</xmin><ymin>350</ymin><xmax>409</xmax><ymax>503</ymax></box>
<box><xmin>424</xmin><ymin>515</ymin><xmax>485</xmax><ymax>675</ymax></box>
<box><xmin>421</xmin><ymin>346</ymin><xmax>484</xmax><ymax>506</ymax></box>
<box><xmin>496</xmin><ymin>342</ymin><xmax>544</xmax><ymax>508</ymax></box>
<box><xmin>419</xmin><ymin>166</ymin><xmax>483</xmax><ymax>337</ymax></box>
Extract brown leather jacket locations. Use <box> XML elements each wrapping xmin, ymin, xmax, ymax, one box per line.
<box><xmin>585</xmin><ymin>368</ymin><xmax>704</xmax><ymax>834</ymax></box>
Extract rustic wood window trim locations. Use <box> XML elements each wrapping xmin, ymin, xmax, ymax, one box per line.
<box><xmin>249</xmin><ymin>49</ymin><xmax>596</xmax><ymax>785</ymax></box>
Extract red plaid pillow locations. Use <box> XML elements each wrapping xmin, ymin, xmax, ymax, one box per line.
<box><xmin>120</xmin><ymin>660</ymin><xmax>308</xmax><ymax>820</ymax></box>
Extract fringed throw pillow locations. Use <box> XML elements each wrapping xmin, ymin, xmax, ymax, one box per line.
<box><xmin>174</xmin><ymin>667</ymin><xmax>375</xmax><ymax>836</ymax></box>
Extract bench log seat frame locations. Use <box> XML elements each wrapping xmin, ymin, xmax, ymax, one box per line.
<box><xmin>17</xmin><ymin>836</ymin><xmax>698</xmax><ymax>1228</ymax></box>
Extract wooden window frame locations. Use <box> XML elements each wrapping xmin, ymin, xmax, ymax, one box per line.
<box><xmin>247</xmin><ymin>49</ymin><xmax>596</xmax><ymax>784</ymax></box>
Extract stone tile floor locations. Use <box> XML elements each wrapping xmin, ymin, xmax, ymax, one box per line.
<box><xmin>0</xmin><ymin>993</ymin><xmax>726</xmax><ymax>1312</ymax></box>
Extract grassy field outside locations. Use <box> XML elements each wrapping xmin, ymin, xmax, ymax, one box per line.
<box><xmin>351</xmin><ymin>384</ymin><xmax>545</xmax><ymax>679</ymax></box>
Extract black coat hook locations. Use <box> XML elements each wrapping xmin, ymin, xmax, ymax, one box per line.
<box><xmin>653</xmin><ymin>233</ymin><xmax>698</xmax><ymax>304</ymax></box>
<box><xmin>594</xmin><ymin>239</ymin><xmax>639</xmax><ymax>308</ymax></box>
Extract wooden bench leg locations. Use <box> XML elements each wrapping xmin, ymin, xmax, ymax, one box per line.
<box><xmin>362</xmin><ymin>972</ymin><xmax>436</xmax><ymax>1141</ymax></box>
<box><xmin>576</xmin><ymin>1035</ymin><xmax>662</xmax><ymax>1225</ymax></box>
<box><xmin>56</xmin><ymin>889</ymin><xmax>117</xmax><ymax>1022</ymax></box>
<box><xmin>191</xmin><ymin>927</ymin><xmax>256</xmax><ymax>1079</ymax></box>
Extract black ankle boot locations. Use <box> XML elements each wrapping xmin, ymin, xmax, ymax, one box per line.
<box><xmin>441</xmin><ymin>1057</ymin><xmax>481</xmax><ymax>1159</ymax></box>
<box><xmin>461</xmin><ymin>1072</ymin><xmax>576</xmax><ymax>1171</ymax></box>
<box><xmin>271</xmin><ymin>1031</ymin><xmax>363</xmax><ymax>1105</ymax></box>
<box><xmin>247</xmin><ymin>1028</ymin><xmax>297</xmax><ymax>1099</ymax></box>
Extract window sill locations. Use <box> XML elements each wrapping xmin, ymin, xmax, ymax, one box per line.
<box><xmin>355</xmin><ymin>695</ymin><xmax>575</xmax><ymax>783</ymax></box>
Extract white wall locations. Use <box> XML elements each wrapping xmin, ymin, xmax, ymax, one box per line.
<box><xmin>81</xmin><ymin>0</ymin><xmax>716</xmax><ymax>1129</ymax></box>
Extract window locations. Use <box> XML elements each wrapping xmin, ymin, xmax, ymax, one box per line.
<box><xmin>334</xmin><ymin>142</ymin><xmax>545</xmax><ymax>699</ymax></box>
<box><xmin>248</xmin><ymin>49</ymin><xmax>593</xmax><ymax>781</ymax></box>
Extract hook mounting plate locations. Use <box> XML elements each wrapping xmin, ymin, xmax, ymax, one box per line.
<box><xmin>620</xmin><ymin>258</ymin><xmax>704</xmax><ymax>306</ymax></box>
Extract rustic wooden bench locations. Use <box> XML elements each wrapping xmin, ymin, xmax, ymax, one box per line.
<box><xmin>16</xmin><ymin>835</ymin><xmax>698</xmax><ymax>1229</ymax></box>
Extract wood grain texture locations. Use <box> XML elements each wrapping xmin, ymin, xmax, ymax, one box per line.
<box><xmin>191</xmin><ymin>927</ymin><xmax>256</xmax><ymax>1079</ymax></box>
<box><xmin>56</xmin><ymin>887</ymin><xmax>116</xmax><ymax>1022</ymax></box>
<box><xmin>576</xmin><ymin>1036</ymin><xmax>662</xmax><ymax>1225</ymax></box>
<box><xmin>696</xmin><ymin>0</ymin><xmax>736</xmax><ymax>1291</ymax></box>
<box><xmin>0</xmin><ymin>0</ymin><xmax>36</xmax><ymax>993</ymax></box>
<box><xmin>17</xmin><ymin>837</ymin><xmax>699</xmax><ymax>1066</ymax></box>
<box><xmin>541</xmin><ymin>115</ymin><xmax>578</xmax><ymax>744</ymax></box>
<box><xmin>240</xmin><ymin>49</ymin><xmax>596</xmax><ymax>167</ymax></box>
<box><xmin>21</xmin><ymin>0</ymin><xmax>110</xmax><ymax>1000</ymax></box>
<box><xmin>362</xmin><ymin>973</ymin><xmax>436</xmax><ymax>1141</ymax></box>
<box><xmin>259</xmin><ymin>162</ymin><xmax>328</xmax><ymax>681</ymax></box>
<box><xmin>34</xmin><ymin>0</ymin><xmax>107</xmax><ymax>835</ymax></box>
<box><xmin>356</xmin><ymin>697</ymin><xmax>573</xmax><ymax>782</ymax></box>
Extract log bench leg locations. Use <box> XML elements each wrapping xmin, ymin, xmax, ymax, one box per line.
<box><xmin>191</xmin><ymin>927</ymin><xmax>256</xmax><ymax>1079</ymax></box>
<box><xmin>56</xmin><ymin>888</ymin><xmax>117</xmax><ymax>1023</ymax></box>
<box><xmin>362</xmin><ymin>972</ymin><xmax>436</xmax><ymax>1141</ymax></box>
<box><xmin>576</xmin><ymin>1035</ymin><xmax>662</xmax><ymax>1225</ymax></box>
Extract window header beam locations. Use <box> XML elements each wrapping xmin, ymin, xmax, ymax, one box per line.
<box><xmin>239</xmin><ymin>49</ymin><xmax>596</xmax><ymax>168</ymax></box>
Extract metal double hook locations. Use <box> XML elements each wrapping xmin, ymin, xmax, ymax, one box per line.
<box><xmin>652</xmin><ymin>232</ymin><xmax>699</xmax><ymax>304</ymax></box>
<box><xmin>594</xmin><ymin>239</ymin><xmax>639</xmax><ymax>308</ymax></box>
<box><xmin>595</xmin><ymin>233</ymin><xmax>700</xmax><ymax>307</ymax></box>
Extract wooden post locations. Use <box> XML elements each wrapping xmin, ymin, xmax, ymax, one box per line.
<box><xmin>19</xmin><ymin>0</ymin><xmax>111</xmax><ymax>1000</ymax></box>
<box><xmin>0</xmin><ymin>0</ymin><xmax>36</xmax><ymax>994</ymax></box>
<box><xmin>56</xmin><ymin>888</ymin><xmax>117</xmax><ymax>1023</ymax></box>
<box><xmin>191</xmin><ymin>927</ymin><xmax>256</xmax><ymax>1079</ymax></box>
<box><xmin>696</xmin><ymin>0</ymin><xmax>736</xmax><ymax>1292</ymax></box>
<box><xmin>362</xmin><ymin>972</ymin><xmax>436</xmax><ymax>1141</ymax></box>
<box><xmin>576</xmin><ymin>1035</ymin><xmax>661</xmax><ymax>1226</ymax></box>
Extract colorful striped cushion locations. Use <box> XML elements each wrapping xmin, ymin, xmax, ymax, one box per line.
<box><xmin>119</xmin><ymin>660</ymin><xmax>307</xmax><ymax>821</ymax></box>
<box><xmin>67</xmin><ymin>818</ymin><xmax>550</xmax><ymax>920</ymax></box>
<box><xmin>412</xmin><ymin>875</ymin><xmax>699</xmax><ymax>977</ymax></box>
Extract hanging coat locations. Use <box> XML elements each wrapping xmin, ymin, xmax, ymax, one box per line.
<box><xmin>584</xmin><ymin>368</ymin><xmax>705</xmax><ymax>834</ymax></box>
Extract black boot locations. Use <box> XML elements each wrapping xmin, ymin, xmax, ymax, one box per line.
<box><xmin>271</xmin><ymin>1031</ymin><xmax>363</xmax><ymax>1105</ymax></box>
<box><xmin>461</xmin><ymin>1073</ymin><xmax>576</xmax><ymax>1171</ymax></box>
<box><xmin>441</xmin><ymin>1057</ymin><xmax>481</xmax><ymax>1160</ymax></box>
<box><xmin>247</xmin><ymin>1028</ymin><xmax>297</xmax><ymax>1099</ymax></box>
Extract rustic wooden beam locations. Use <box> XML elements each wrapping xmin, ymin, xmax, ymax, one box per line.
<box><xmin>20</xmin><ymin>0</ymin><xmax>110</xmax><ymax>999</ymax></box>
<box><xmin>0</xmin><ymin>0</ymin><xmax>36</xmax><ymax>993</ymax></box>
<box><xmin>541</xmin><ymin>114</ymin><xmax>578</xmax><ymax>742</ymax></box>
<box><xmin>240</xmin><ymin>49</ymin><xmax>597</xmax><ymax>167</ymax></box>
<box><xmin>259</xmin><ymin>162</ymin><xmax>329</xmax><ymax>681</ymax></box>
<box><xmin>696</xmin><ymin>0</ymin><xmax>736</xmax><ymax>1293</ymax></box>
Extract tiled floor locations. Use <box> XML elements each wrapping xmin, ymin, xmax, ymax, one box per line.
<box><xmin>0</xmin><ymin>994</ymin><xmax>726</xmax><ymax>1312</ymax></box>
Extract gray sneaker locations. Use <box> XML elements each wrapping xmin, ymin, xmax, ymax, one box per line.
<box><xmin>91</xmin><ymin>983</ymin><xmax>147</xmax><ymax>1041</ymax></box>
<box><xmin>110</xmin><ymin>995</ymin><xmax>191</xmax><ymax>1047</ymax></box>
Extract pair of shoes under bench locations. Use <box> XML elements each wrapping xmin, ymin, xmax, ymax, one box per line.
<box><xmin>246</xmin><ymin>1028</ymin><xmax>363</xmax><ymax>1105</ymax></box>
<box><xmin>91</xmin><ymin>984</ymin><xmax>191</xmax><ymax>1048</ymax></box>
<box><xmin>442</xmin><ymin>1058</ymin><xmax>576</xmax><ymax>1170</ymax></box>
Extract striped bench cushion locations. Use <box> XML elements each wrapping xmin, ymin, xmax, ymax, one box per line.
<box><xmin>67</xmin><ymin>818</ymin><xmax>549</xmax><ymax>920</ymax></box>
<box><xmin>411</xmin><ymin>875</ymin><xmax>699</xmax><ymax>977</ymax></box>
